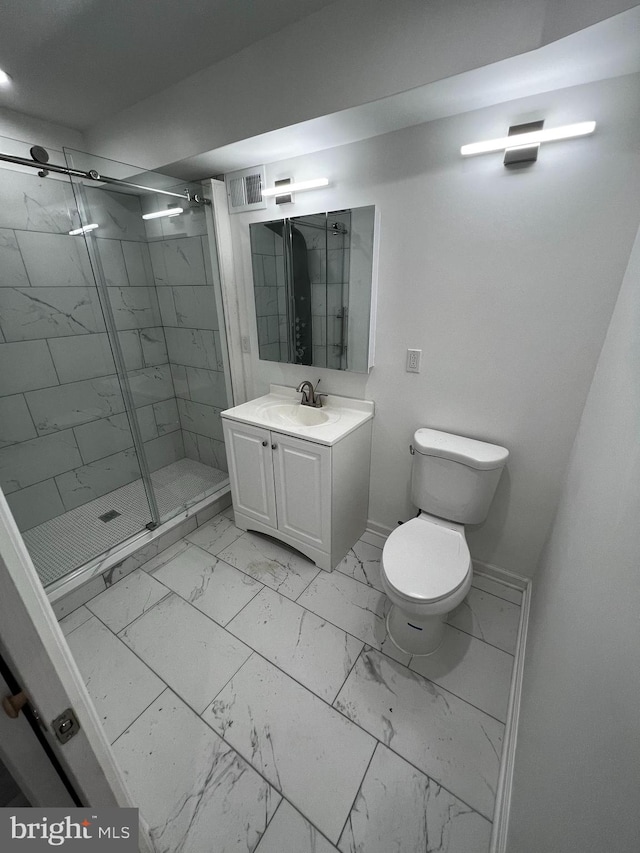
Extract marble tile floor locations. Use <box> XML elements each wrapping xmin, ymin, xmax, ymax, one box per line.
<box><xmin>59</xmin><ymin>507</ymin><xmax>523</xmax><ymax>853</ymax></box>
<box><xmin>24</xmin><ymin>457</ymin><xmax>228</xmax><ymax>586</ymax></box>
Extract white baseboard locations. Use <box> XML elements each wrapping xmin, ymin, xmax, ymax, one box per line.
<box><xmin>361</xmin><ymin>520</ymin><xmax>393</xmax><ymax>549</ymax></box>
<box><xmin>489</xmin><ymin>574</ymin><xmax>532</xmax><ymax>852</ymax></box>
<box><xmin>473</xmin><ymin>558</ymin><xmax>530</xmax><ymax>591</ymax></box>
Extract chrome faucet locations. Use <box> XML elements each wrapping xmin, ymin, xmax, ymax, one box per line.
<box><xmin>296</xmin><ymin>379</ymin><xmax>325</xmax><ymax>408</ymax></box>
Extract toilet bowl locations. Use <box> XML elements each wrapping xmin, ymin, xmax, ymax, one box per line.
<box><xmin>381</xmin><ymin>514</ymin><xmax>472</xmax><ymax>656</ymax></box>
<box><xmin>381</xmin><ymin>427</ymin><xmax>508</xmax><ymax>656</ymax></box>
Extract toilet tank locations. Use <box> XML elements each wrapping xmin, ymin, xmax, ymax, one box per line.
<box><xmin>411</xmin><ymin>428</ymin><xmax>509</xmax><ymax>524</ymax></box>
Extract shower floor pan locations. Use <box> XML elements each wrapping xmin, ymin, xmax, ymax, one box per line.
<box><xmin>23</xmin><ymin>458</ymin><xmax>228</xmax><ymax>588</ymax></box>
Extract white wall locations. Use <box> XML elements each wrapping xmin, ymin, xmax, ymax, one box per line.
<box><xmin>0</xmin><ymin>106</ymin><xmax>84</xmax><ymax>157</ymax></box>
<box><xmin>228</xmin><ymin>73</ymin><xmax>640</xmax><ymax>576</ymax></box>
<box><xmin>507</xmin><ymin>225</ymin><xmax>640</xmax><ymax>851</ymax></box>
<box><xmin>84</xmin><ymin>0</ymin><xmax>640</xmax><ymax>173</ymax></box>
<box><xmin>87</xmin><ymin>0</ymin><xmax>550</xmax><ymax>169</ymax></box>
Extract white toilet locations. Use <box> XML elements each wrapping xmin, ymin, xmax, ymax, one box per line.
<box><xmin>381</xmin><ymin>428</ymin><xmax>508</xmax><ymax>656</ymax></box>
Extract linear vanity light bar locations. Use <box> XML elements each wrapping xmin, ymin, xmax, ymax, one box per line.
<box><xmin>261</xmin><ymin>178</ymin><xmax>329</xmax><ymax>198</ymax></box>
<box><xmin>141</xmin><ymin>207</ymin><xmax>184</xmax><ymax>220</ymax></box>
<box><xmin>68</xmin><ymin>223</ymin><xmax>99</xmax><ymax>236</ymax></box>
<box><xmin>460</xmin><ymin>121</ymin><xmax>596</xmax><ymax>156</ymax></box>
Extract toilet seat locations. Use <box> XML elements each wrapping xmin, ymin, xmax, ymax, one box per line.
<box><xmin>382</xmin><ymin>517</ymin><xmax>471</xmax><ymax>603</ymax></box>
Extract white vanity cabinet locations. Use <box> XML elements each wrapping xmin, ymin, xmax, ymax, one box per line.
<box><xmin>221</xmin><ymin>386</ymin><xmax>374</xmax><ymax>571</ymax></box>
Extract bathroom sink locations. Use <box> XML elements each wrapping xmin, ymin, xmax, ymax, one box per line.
<box><xmin>222</xmin><ymin>385</ymin><xmax>374</xmax><ymax>446</ymax></box>
<box><xmin>257</xmin><ymin>402</ymin><xmax>336</xmax><ymax>428</ymax></box>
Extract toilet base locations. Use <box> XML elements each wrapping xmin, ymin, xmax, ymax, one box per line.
<box><xmin>386</xmin><ymin>605</ymin><xmax>446</xmax><ymax>656</ymax></box>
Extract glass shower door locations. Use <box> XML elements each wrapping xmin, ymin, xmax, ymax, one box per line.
<box><xmin>0</xmin><ymin>135</ymin><xmax>154</xmax><ymax>586</ymax></box>
<box><xmin>64</xmin><ymin>148</ymin><xmax>231</xmax><ymax>527</ymax></box>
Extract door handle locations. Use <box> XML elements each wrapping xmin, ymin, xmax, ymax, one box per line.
<box><xmin>2</xmin><ymin>690</ymin><xmax>27</xmax><ymax>719</ymax></box>
<box><xmin>262</xmin><ymin>440</ymin><xmax>268</xmax><ymax>446</ymax></box>
<box><xmin>272</xmin><ymin>444</ymin><xmax>277</xmax><ymax>450</ymax></box>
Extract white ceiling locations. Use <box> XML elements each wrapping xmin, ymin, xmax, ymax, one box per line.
<box><xmin>165</xmin><ymin>7</ymin><xmax>640</xmax><ymax>177</ymax></box>
<box><xmin>0</xmin><ymin>2</ymin><xmax>638</xmax><ymax>178</ymax></box>
<box><xmin>0</xmin><ymin>0</ymin><xmax>337</xmax><ymax>129</ymax></box>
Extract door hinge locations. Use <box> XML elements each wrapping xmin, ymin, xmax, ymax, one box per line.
<box><xmin>51</xmin><ymin>708</ymin><xmax>81</xmax><ymax>743</ymax></box>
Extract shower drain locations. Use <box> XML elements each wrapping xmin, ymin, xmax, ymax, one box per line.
<box><xmin>98</xmin><ymin>510</ymin><xmax>122</xmax><ymax>523</ymax></box>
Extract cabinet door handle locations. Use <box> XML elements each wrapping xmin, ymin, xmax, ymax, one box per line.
<box><xmin>271</xmin><ymin>443</ymin><xmax>277</xmax><ymax>450</ymax></box>
<box><xmin>262</xmin><ymin>440</ymin><xmax>268</xmax><ymax>447</ymax></box>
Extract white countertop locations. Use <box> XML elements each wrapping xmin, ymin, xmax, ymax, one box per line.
<box><xmin>221</xmin><ymin>385</ymin><xmax>374</xmax><ymax>446</ymax></box>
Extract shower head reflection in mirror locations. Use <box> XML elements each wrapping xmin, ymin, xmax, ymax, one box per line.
<box><xmin>249</xmin><ymin>205</ymin><xmax>376</xmax><ymax>373</ymax></box>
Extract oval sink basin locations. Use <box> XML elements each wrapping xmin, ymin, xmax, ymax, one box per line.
<box><xmin>258</xmin><ymin>402</ymin><xmax>336</xmax><ymax>428</ymax></box>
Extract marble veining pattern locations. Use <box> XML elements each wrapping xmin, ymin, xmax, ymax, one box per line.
<box><xmin>0</xmin><ymin>228</ymin><xmax>29</xmax><ymax>286</ymax></box>
<box><xmin>119</xmin><ymin>592</ymin><xmax>252</xmax><ymax>713</ymax></box>
<box><xmin>255</xmin><ymin>800</ymin><xmax>338</xmax><ymax>853</ymax></box>
<box><xmin>65</xmin><ymin>615</ymin><xmax>165</xmax><ymax>743</ymax></box>
<box><xmin>0</xmin><ymin>171</ymin><xmax>76</xmax><ymax>234</ymax></box>
<box><xmin>297</xmin><ymin>569</ymin><xmax>410</xmax><ymax>665</ymax></box>
<box><xmin>57</xmin><ymin>509</ymin><xmax>522</xmax><ymax>853</ymax></box>
<box><xmin>206</xmin><ymin>653</ymin><xmax>376</xmax><ymax>843</ymax></box>
<box><xmin>227</xmin><ymin>587</ymin><xmax>364</xmax><ymax>702</ymax></box>
<box><xmin>112</xmin><ymin>690</ymin><xmax>279</xmax><ymax>853</ymax></box>
<box><xmin>86</xmin><ymin>568</ymin><xmax>171</xmax><ymax>633</ymax></box>
<box><xmin>335</xmin><ymin>540</ymin><xmax>385</xmax><ymax>591</ymax></box>
<box><xmin>334</xmin><ymin>649</ymin><xmax>503</xmax><ymax>820</ymax></box>
<box><xmin>0</xmin><ymin>286</ymin><xmax>106</xmax><ymax>342</ymax></box>
<box><xmin>149</xmin><ymin>541</ymin><xmax>263</xmax><ymax>626</ymax></box>
<box><xmin>338</xmin><ymin>743</ymin><xmax>492</xmax><ymax>853</ymax></box>
<box><xmin>185</xmin><ymin>510</ymin><xmax>244</xmax><ymax>555</ymax></box>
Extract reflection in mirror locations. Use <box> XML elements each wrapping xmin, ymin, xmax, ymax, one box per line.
<box><xmin>249</xmin><ymin>206</ymin><xmax>375</xmax><ymax>373</ymax></box>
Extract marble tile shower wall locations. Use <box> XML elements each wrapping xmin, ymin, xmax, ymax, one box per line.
<box><xmin>145</xmin><ymin>201</ymin><xmax>228</xmax><ymax>475</ymax></box>
<box><xmin>0</xmin><ymin>168</ymin><xmax>226</xmax><ymax>534</ymax></box>
<box><xmin>0</xmin><ymin>169</ymin><xmax>182</xmax><ymax>532</ymax></box>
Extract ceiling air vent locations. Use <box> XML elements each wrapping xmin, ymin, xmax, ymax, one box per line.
<box><xmin>226</xmin><ymin>165</ymin><xmax>267</xmax><ymax>214</ymax></box>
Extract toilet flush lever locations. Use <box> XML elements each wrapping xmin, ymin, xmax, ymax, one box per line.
<box><xmin>409</xmin><ymin>444</ymin><xmax>415</xmax><ymax>455</ymax></box>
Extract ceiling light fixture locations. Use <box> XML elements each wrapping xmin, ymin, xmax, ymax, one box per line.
<box><xmin>68</xmin><ymin>223</ymin><xmax>99</xmax><ymax>236</ymax></box>
<box><xmin>141</xmin><ymin>207</ymin><xmax>184</xmax><ymax>220</ymax></box>
<box><xmin>261</xmin><ymin>178</ymin><xmax>329</xmax><ymax>198</ymax></box>
<box><xmin>0</xmin><ymin>68</ymin><xmax>11</xmax><ymax>85</ymax></box>
<box><xmin>461</xmin><ymin>121</ymin><xmax>596</xmax><ymax>163</ymax></box>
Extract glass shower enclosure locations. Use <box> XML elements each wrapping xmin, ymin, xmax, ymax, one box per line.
<box><xmin>0</xmin><ymin>136</ymin><xmax>231</xmax><ymax>591</ymax></box>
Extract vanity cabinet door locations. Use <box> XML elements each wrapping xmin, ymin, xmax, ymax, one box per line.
<box><xmin>223</xmin><ymin>421</ymin><xmax>277</xmax><ymax>528</ymax></box>
<box><xmin>271</xmin><ymin>433</ymin><xmax>331</xmax><ymax>552</ymax></box>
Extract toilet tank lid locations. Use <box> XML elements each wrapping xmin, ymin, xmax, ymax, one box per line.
<box><xmin>413</xmin><ymin>428</ymin><xmax>509</xmax><ymax>470</ymax></box>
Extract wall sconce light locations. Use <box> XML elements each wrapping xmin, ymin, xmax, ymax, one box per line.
<box><xmin>460</xmin><ymin>121</ymin><xmax>596</xmax><ymax>166</ymax></box>
<box><xmin>141</xmin><ymin>207</ymin><xmax>184</xmax><ymax>220</ymax></box>
<box><xmin>261</xmin><ymin>177</ymin><xmax>329</xmax><ymax>204</ymax></box>
<box><xmin>68</xmin><ymin>223</ymin><xmax>99</xmax><ymax>236</ymax></box>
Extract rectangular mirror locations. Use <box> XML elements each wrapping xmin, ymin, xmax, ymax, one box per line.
<box><xmin>249</xmin><ymin>205</ymin><xmax>375</xmax><ymax>372</ymax></box>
